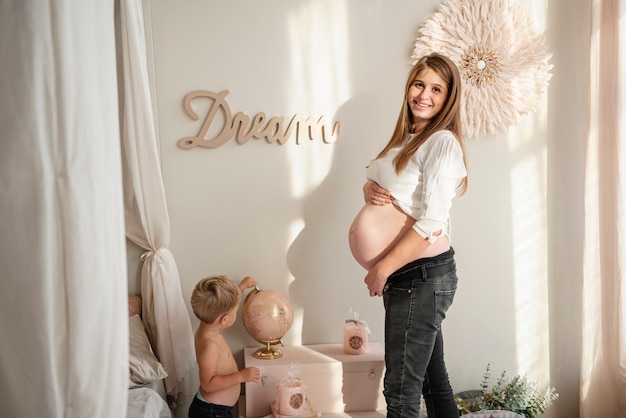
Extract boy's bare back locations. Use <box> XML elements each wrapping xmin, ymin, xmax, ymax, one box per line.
<box><xmin>195</xmin><ymin>326</ymin><xmax>244</xmax><ymax>406</ymax></box>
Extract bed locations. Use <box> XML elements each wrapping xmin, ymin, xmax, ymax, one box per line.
<box><xmin>128</xmin><ymin>381</ymin><xmax>171</xmax><ymax>418</ymax></box>
<box><xmin>128</xmin><ymin>295</ymin><xmax>172</xmax><ymax>418</ymax></box>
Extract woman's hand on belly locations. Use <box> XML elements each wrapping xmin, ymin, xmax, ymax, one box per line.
<box><xmin>363</xmin><ymin>180</ymin><xmax>393</xmax><ymax>205</ymax></box>
<box><xmin>364</xmin><ymin>260</ymin><xmax>395</xmax><ymax>297</ymax></box>
<box><xmin>364</xmin><ymin>229</ymin><xmax>450</xmax><ymax>297</ymax></box>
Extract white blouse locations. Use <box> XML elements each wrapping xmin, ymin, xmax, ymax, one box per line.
<box><xmin>366</xmin><ymin>130</ymin><xmax>467</xmax><ymax>244</ymax></box>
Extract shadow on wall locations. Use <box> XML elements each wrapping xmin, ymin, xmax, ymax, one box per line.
<box><xmin>286</xmin><ymin>93</ymin><xmax>388</xmax><ymax>346</ymax></box>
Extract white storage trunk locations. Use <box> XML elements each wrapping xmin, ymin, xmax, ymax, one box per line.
<box><xmin>308</xmin><ymin>343</ymin><xmax>386</xmax><ymax>412</ymax></box>
<box><xmin>242</xmin><ymin>343</ymin><xmax>386</xmax><ymax>417</ymax></box>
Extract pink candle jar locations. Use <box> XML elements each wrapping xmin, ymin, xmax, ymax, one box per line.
<box><xmin>343</xmin><ymin>319</ymin><xmax>369</xmax><ymax>354</ymax></box>
<box><xmin>276</xmin><ymin>379</ymin><xmax>307</xmax><ymax>416</ymax></box>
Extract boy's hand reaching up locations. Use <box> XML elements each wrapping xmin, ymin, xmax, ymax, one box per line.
<box><xmin>238</xmin><ymin>276</ymin><xmax>258</xmax><ymax>291</ymax></box>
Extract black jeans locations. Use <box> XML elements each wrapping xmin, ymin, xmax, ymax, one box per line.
<box><xmin>188</xmin><ymin>395</ymin><xmax>232</xmax><ymax>418</ymax></box>
<box><xmin>382</xmin><ymin>248</ymin><xmax>459</xmax><ymax>418</ymax></box>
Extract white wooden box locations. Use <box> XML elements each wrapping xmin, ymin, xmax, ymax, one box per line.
<box><xmin>243</xmin><ymin>343</ymin><xmax>385</xmax><ymax>418</ymax></box>
<box><xmin>307</xmin><ymin>344</ymin><xmax>386</xmax><ymax>412</ymax></box>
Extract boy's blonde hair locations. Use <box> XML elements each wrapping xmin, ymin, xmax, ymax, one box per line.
<box><xmin>191</xmin><ymin>275</ymin><xmax>241</xmax><ymax>324</ymax></box>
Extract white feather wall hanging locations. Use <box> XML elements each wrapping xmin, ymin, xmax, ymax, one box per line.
<box><xmin>412</xmin><ymin>0</ymin><xmax>553</xmax><ymax>139</ymax></box>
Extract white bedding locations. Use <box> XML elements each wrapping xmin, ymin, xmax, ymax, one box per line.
<box><xmin>127</xmin><ymin>382</ymin><xmax>172</xmax><ymax>418</ymax></box>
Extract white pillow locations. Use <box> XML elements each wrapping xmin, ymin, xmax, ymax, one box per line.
<box><xmin>129</xmin><ymin>314</ymin><xmax>168</xmax><ymax>387</ymax></box>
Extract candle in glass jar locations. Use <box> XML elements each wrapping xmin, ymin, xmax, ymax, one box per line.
<box><xmin>276</xmin><ymin>380</ymin><xmax>307</xmax><ymax>416</ymax></box>
<box><xmin>343</xmin><ymin>319</ymin><xmax>369</xmax><ymax>354</ymax></box>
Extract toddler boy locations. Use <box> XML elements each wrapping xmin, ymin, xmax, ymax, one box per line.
<box><xmin>189</xmin><ymin>275</ymin><xmax>260</xmax><ymax>418</ymax></box>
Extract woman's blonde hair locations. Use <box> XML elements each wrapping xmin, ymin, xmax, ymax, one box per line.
<box><xmin>191</xmin><ymin>275</ymin><xmax>241</xmax><ymax>324</ymax></box>
<box><xmin>375</xmin><ymin>53</ymin><xmax>468</xmax><ymax>194</ymax></box>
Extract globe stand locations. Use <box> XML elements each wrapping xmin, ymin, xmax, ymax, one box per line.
<box><xmin>253</xmin><ymin>339</ymin><xmax>284</xmax><ymax>360</ymax></box>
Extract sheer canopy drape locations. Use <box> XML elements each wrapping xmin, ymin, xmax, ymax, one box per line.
<box><xmin>580</xmin><ymin>0</ymin><xmax>626</xmax><ymax>416</ymax></box>
<box><xmin>117</xmin><ymin>0</ymin><xmax>196</xmax><ymax>400</ymax></box>
<box><xmin>0</xmin><ymin>1</ymin><xmax>128</xmax><ymax>417</ymax></box>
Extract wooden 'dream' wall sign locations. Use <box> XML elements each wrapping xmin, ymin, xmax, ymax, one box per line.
<box><xmin>178</xmin><ymin>90</ymin><xmax>341</xmax><ymax>149</ymax></box>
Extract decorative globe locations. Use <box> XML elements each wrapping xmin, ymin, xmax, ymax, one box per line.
<box><xmin>242</xmin><ymin>286</ymin><xmax>294</xmax><ymax>359</ymax></box>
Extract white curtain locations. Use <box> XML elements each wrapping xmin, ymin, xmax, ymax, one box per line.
<box><xmin>117</xmin><ymin>0</ymin><xmax>196</xmax><ymax>401</ymax></box>
<box><xmin>0</xmin><ymin>1</ymin><xmax>128</xmax><ymax>418</ymax></box>
<box><xmin>580</xmin><ymin>0</ymin><xmax>626</xmax><ymax>416</ymax></box>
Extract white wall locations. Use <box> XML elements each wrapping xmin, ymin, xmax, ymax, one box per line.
<box><xmin>134</xmin><ymin>1</ymin><xmax>584</xmax><ymax>417</ymax></box>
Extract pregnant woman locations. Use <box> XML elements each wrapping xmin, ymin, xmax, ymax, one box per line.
<box><xmin>348</xmin><ymin>53</ymin><xmax>468</xmax><ymax>418</ymax></box>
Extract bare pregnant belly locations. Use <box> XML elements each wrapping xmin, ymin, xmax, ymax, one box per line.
<box><xmin>348</xmin><ymin>203</ymin><xmax>450</xmax><ymax>271</ymax></box>
<box><xmin>348</xmin><ymin>204</ymin><xmax>415</xmax><ymax>271</ymax></box>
